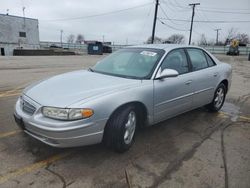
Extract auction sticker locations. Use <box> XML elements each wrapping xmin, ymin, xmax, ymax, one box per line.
<box><xmin>140</xmin><ymin>51</ymin><xmax>157</xmax><ymax>57</ymax></box>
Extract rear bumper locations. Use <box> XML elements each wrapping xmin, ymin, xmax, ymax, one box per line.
<box><xmin>14</xmin><ymin>97</ymin><xmax>107</xmax><ymax>148</ymax></box>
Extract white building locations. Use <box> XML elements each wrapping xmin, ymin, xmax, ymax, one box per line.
<box><xmin>0</xmin><ymin>14</ymin><xmax>40</xmax><ymax>56</ymax></box>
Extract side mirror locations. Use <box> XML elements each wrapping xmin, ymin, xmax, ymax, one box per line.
<box><xmin>155</xmin><ymin>68</ymin><xmax>179</xmax><ymax>79</ymax></box>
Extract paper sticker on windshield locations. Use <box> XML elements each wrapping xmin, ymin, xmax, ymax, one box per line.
<box><xmin>140</xmin><ymin>51</ymin><xmax>157</xmax><ymax>57</ymax></box>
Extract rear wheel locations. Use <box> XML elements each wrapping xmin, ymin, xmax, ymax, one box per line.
<box><xmin>103</xmin><ymin>105</ymin><xmax>137</xmax><ymax>152</ymax></box>
<box><xmin>206</xmin><ymin>83</ymin><xmax>226</xmax><ymax>112</ymax></box>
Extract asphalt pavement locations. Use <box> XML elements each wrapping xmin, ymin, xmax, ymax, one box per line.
<box><xmin>0</xmin><ymin>54</ymin><xmax>249</xmax><ymax>188</ymax></box>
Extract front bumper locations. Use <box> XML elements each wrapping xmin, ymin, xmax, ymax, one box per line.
<box><xmin>14</xmin><ymin>95</ymin><xmax>107</xmax><ymax>148</ymax></box>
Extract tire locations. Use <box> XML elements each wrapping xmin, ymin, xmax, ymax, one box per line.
<box><xmin>103</xmin><ymin>105</ymin><xmax>137</xmax><ymax>153</ymax></box>
<box><xmin>206</xmin><ymin>83</ymin><xmax>226</xmax><ymax>112</ymax></box>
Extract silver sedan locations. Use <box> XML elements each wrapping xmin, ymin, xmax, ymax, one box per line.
<box><xmin>14</xmin><ymin>44</ymin><xmax>232</xmax><ymax>152</ymax></box>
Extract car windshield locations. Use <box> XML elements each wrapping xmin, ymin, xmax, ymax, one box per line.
<box><xmin>92</xmin><ymin>48</ymin><xmax>165</xmax><ymax>79</ymax></box>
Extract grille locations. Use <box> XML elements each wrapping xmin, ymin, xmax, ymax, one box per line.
<box><xmin>21</xmin><ymin>98</ymin><xmax>36</xmax><ymax>115</ymax></box>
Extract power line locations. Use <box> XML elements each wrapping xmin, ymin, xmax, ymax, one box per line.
<box><xmin>196</xmin><ymin>11</ymin><xmax>215</xmax><ymax>29</ymax></box>
<box><xmin>197</xmin><ymin>6</ymin><xmax>250</xmax><ymax>11</ymax></box>
<box><xmin>195</xmin><ymin>11</ymin><xmax>227</xmax><ymax>40</ymax></box>
<box><xmin>159</xmin><ymin>4</ymin><xmax>182</xmax><ymax>26</ymax></box>
<box><xmin>158</xmin><ymin>18</ymin><xmax>189</xmax><ymax>31</ymax></box>
<box><xmin>197</xmin><ymin>8</ymin><xmax>250</xmax><ymax>14</ymax></box>
<box><xmin>158</xmin><ymin>17</ymin><xmax>250</xmax><ymax>23</ymax></box>
<box><xmin>40</xmin><ymin>2</ymin><xmax>152</xmax><ymax>22</ymax></box>
<box><xmin>167</xmin><ymin>0</ymin><xmax>190</xmax><ymax>10</ymax></box>
<box><xmin>172</xmin><ymin>0</ymin><xmax>187</xmax><ymax>9</ymax></box>
<box><xmin>139</xmin><ymin>3</ymin><xmax>154</xmax><ymax>41</ymax></box>
<box><xmin>161</xmin><ymin>0</ymin><xmax>190</xmax><ymax>12</ymax></box>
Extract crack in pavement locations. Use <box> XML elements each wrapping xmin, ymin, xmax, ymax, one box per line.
<box><xmin>220</xmin><ymin>123</ymin><xmax>232</xmax><ymax>188</ymax></box>
<box><xmin>220</xmin><ymin>120</ymin><xmax>250</xmax><ymax>188</ymax></box>
<box><xmin>149</xmin><ymin>119</ymin><xmax>232</xmax><ymax>188</ymax></box>
<box><xmin>132</xmin><ymin>162</ymin><xmax>158</xmax><ymax>179</ymax></box>
<box><xmin>124</xmin><ymin>168</ymin><xmax>131</xmax><ymax>188</ymax></box>
<box><xmin>45</xmin><ymin>163</ymin><xmax>67</xmax><ymax>188</ymax></box>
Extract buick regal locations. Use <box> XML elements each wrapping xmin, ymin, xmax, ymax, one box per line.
<box><xmin>14</xmin><ymin>44</ymin><xmax>232</xmax><ymax>152</ymax></box>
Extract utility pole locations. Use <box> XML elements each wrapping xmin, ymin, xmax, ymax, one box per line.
<box><xmin>60</xmin><ymin>30</ymin><xmax>63</xmax><ymax>47</ymax></box>
<box><xmin>215</xmin><ymin>28</ymin><xmax>221</xmax><ymax>45</ymax></box>
<box><xmin>102</xmin><ymin>35</ymin><xmax>105</xmax><ymax>43</ymax></box>
<box><xmin>151</xmin><ymin>0</ymin><xmax>159</xmax><ymax>44</ymax></box>
<box><xmin>188</xmin><ymin>3</ymin><xmax>200</xmax><ymax>45</ymax></box>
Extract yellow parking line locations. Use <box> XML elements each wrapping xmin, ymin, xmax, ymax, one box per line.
<box><xmin>217</xmin><ymin>112</ymin><xmax>227</xmax><ymax>118</ymax></box>
<box><xmin>0</xmin><ymin>152</ymin><xmax>72</xmax><ymax>184</ymax></box>
<box><xmin>0</xmin><ymin>87</ymin><xmax>24</xmax><ymax>98</ymax></box>
<box><xmin>0</xmin><ymin>92</ymin><xmax>21</xmax><ymax>98</ymax></box>
<box><xmin>219</xmin><ymin>111</ymin><xmax>250</xmax><ymax>122</ymax></box>
<box><xmin>239</xmin><ymin>115</ymin><xmax>250</xmax><ymax>121</ymax></box>
<box><xmin>0</xmin><ymin>130</ymin><xmax>22</xmax><ymax>139</ymax></box>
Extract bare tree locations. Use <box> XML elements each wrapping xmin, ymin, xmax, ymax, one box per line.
<box><xmin>198</xmin><ymin>34</ymin><xmax>208</xmax><ymax>46</ymax></box>
<box><xmin>145</xmin><ymin>36</ymin><xmax>163</xmax><ymax>44</ymax></box>
<box><xmin>224</xmin><ymin>27</ymin><xmax>238</xmax><ymax>45</ymax></box>
<box><xmin>75</xmin><ymin>34</ymin><xmax>85</xmax><ymax>44</ymax></box>
<box><xmin>164</xmin><ymin>34</ymin><xmax>185</xmax><ymax>44</ymax></box>
<box><xmin>236</xmin><ymin>33</ymin><xmax>249</xmax><ymax>44</ymax></box>
<box><xmin>67</xmin><ymin>34</ymin><xmax>75</xmax><ymax>43</ymax></box>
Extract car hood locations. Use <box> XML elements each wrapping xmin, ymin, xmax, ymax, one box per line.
<box><xmin>24</xmin><ymin>70</ymin><xmax>140</xmax><ymax>108</ymax></box>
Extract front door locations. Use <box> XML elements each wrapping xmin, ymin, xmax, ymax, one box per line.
<box><xmin>153</xmin><ymin>49</ymin><xmax>193</xmax><ymax>123</ymax></box>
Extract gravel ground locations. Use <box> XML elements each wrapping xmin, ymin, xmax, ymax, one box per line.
<box><xmin>0</xmin><ymin>54</ymin><xmax>249</xmax><ymax>188</ymax></box>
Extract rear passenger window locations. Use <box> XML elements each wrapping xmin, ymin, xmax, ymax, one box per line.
<box><xmin>204</xmin><ymin>53</ymin><xmax>215</xmax><ymax>67</ymax></box>
<box><xmin>187</xmin><ymin>49</ymin><xmax>208</xmax><ymax>71</ymax></box>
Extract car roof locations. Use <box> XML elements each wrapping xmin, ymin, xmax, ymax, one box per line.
<box><xmin>127</xmin><ymin>44</ymin><xmax>203</xmax><ymax>52</ymax></box>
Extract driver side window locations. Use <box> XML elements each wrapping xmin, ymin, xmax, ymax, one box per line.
<box><xmin>161</xmin><ymin>49</ymin><xmax>189</xmax><ymax>75</ymax></box>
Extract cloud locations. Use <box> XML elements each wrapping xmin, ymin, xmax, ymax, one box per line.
<box><xmin>1</xmin><ymin>0</ymin><xmax>250</xmax><ymax>44</ymax></box>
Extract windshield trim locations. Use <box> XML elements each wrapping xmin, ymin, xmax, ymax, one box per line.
<box><xmin>92</xmin><ymin>48</ymin><xmax>165</xmax><ymax>80</ymax></box>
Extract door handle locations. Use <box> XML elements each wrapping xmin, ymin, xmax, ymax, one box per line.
<box><xmin>185</xmin><ymin>80</ymin><xmax>192</xmax><ymax>85</ymax></box>
<box><xmin>213</xmin><ymin>72</ymin><xmax>218</xmax><ymax>77</ymax></box>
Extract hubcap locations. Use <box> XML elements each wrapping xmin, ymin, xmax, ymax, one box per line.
<box><xmin>124</xmin><ymin>111</ymin><xmax>136</xmax><ymax>145</ymax></box>
<box><xmin>214</xmin><ymin>88</ymin><xmax>224</xmax><ymax>108</ymax></box>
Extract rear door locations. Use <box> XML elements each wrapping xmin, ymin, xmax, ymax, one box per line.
<box><xmin>186</xmin><ymin>48</ymin><xmax>218</xmax><ymax>108</ymax></box>
<box><xmin>153</xmin><ymin>48</ymin><xmax>194</xmax><ymax>123</ymax></box>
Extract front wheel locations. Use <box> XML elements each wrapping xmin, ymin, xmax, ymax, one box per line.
<box><xmin>206</xmin><ymin>83</ymin><xmax>226</xmax><ymax>112</ymax></box>
<box><xmin>103</xmin><ymin>105</ymin><xmax>137</xmax><ymax>152</ymax></box>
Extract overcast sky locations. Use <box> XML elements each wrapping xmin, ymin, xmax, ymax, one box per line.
<box><xmin>1</xmin><ymin>0</ymin><xmax>250</xmax><ymax>44</ymax></box>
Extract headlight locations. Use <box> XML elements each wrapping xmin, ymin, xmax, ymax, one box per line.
<box><xmin>42</xmin><ymin>107</ymin><xmax>94</xmax><ymax>120</ymax></box>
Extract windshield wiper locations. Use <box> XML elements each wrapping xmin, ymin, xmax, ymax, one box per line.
<box><xmin>88</xmin><ymin>68</ymin><xmax>94</xmax><ymax>72</ymax></box>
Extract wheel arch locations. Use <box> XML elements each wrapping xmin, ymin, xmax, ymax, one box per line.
<box><xmin>220</xmin><ymin>79</ymin><xmax>228</xmax><ymax>93</ymax></box>
<box><xmin>104</xmin><ymin>101</ymin><xmax>148</xmax><ymax>130</ymax></box>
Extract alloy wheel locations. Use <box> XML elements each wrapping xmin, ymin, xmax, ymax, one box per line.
<box><xmin>124</xmin><ymin>111</ymin><xmax>136</xmax><ymax>145</ymax></box>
